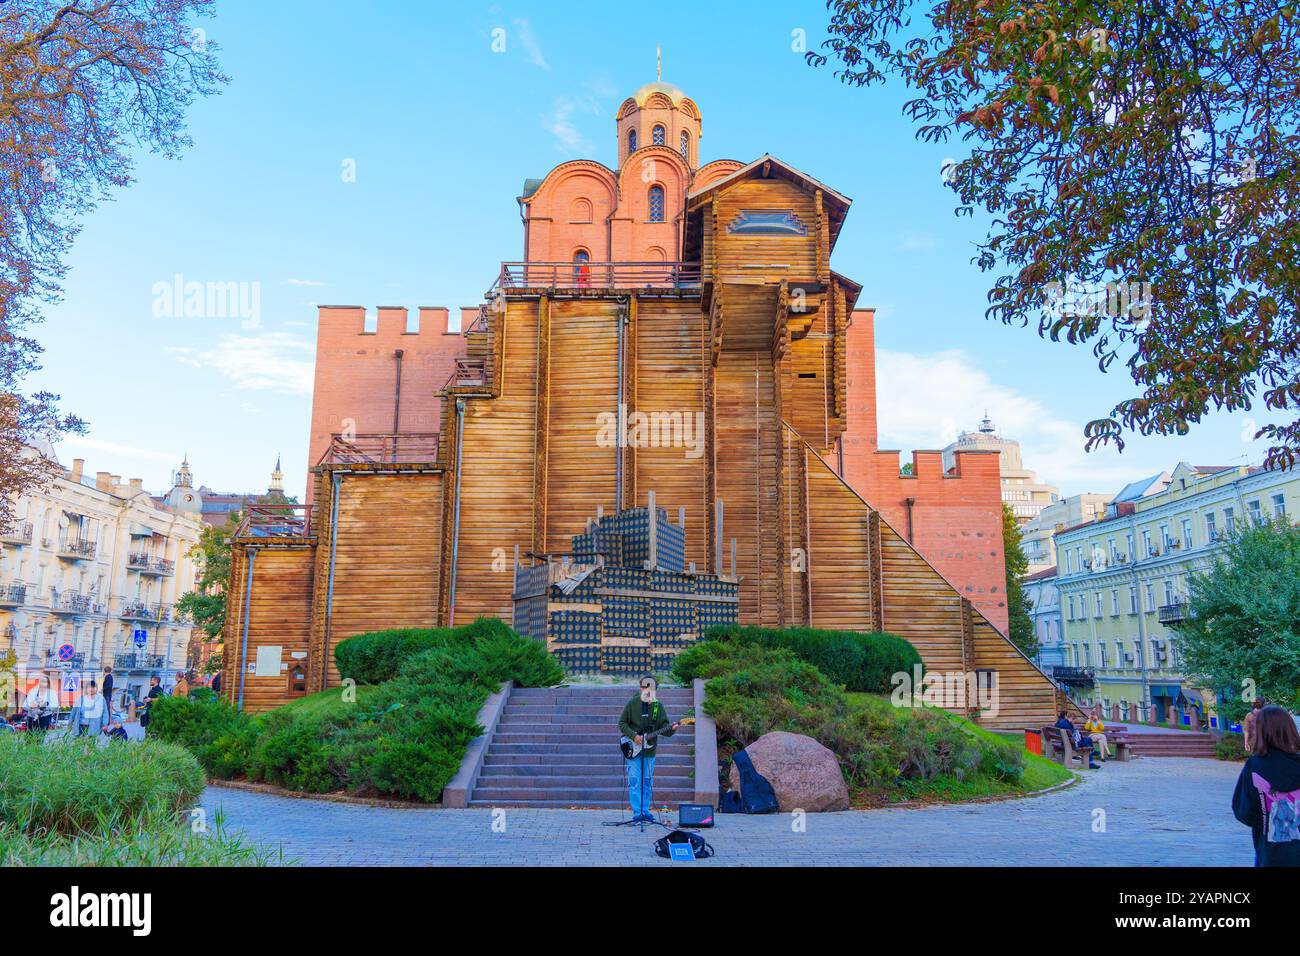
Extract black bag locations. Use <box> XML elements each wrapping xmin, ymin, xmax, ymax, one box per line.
<box><xmin>653</xmin><ymin>828</ymin><xmax>715</xmax><ymax>860</ymax></box>
<box><xmin>730</xmin><ymin>749</ymin><xmax>779</xmax><ymax>814</ymax></box>
<box><xmin>719</xmin><ymin>790</ymin><xmax>743</xmax><ymax>814</ymax></box>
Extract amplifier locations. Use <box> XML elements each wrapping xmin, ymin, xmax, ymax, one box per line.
<box><xmin>677</xmin><ymin>803</ymin><xmax>715</xmax><ymax>828</ymax></box>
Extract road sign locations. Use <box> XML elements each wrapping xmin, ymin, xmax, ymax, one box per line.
<box><xmin>133</xmin><ymin>628</ymin><xmax>148</xmax><ymax>648</ymax></box>
<box><xmin>62</xmin><ymin>674</ymin><xmax>78</xmax><ymax>694</ymax></box>
<box><xmin>57</xmin><ymin>643</ymin><xmax>75</xmax><ymax>662</ymax></box>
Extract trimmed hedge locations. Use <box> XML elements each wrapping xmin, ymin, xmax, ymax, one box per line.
<box><xmin>333</xmin><ymin>627</ymin><xmax>458</xmax><ymax>684</ymax></box>
<box><xmin>154</xmin><ymin>617</ymin><xmax>564</xmax><ymax>802</ymax></box>
<box><xmin>679</xmin><ymin>625</ymin><xmax>922</xmax><ymax>693</ymax></box>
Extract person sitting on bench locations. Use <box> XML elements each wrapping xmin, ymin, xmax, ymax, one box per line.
<box><xmin>1084</xmin><ymin>706</ymin><xmax>1111</xmax><ymax>762</ymax></box>
<box><xmin>1055</xmin><ymin>711</ymin><xmax>1100</xmax><ymax>769</ymax></box>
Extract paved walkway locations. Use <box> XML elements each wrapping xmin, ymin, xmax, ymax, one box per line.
<box><xmin>200</xmin><ymin>757</ymin><xmax>1253</xmax><ymax>866</ymax></box>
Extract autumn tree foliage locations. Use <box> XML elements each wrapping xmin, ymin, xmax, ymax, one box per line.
<box><xmin>0</xmin><ymin>0</ymin><xmax>225</xmax><ymax>520</ymax></box>
<box><xmin>811</xmin><ymin>1</ymin><xmax>1300</xmax><ymax>467</ymax></box>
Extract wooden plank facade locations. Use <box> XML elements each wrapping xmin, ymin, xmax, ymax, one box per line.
<box><xmin>223</xmin><ymin>153</ymin><xmax>1065</xmax><ymax>729</ymax></box>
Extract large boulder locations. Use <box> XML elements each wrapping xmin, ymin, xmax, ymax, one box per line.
<box><xmin>727</xmin><ymin>731</ymin><xmax>849</xmax><ymax>812</ymax></box>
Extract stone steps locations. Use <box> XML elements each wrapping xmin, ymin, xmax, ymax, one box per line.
<box><xmin>1125</xmin><ymin>732</ymin><xmax>1217</xmax><ymax>757</ymax></box>
<box><xmin>468</xmin><ymin>685</ymin><xmax>700</xmax><ymax>808</ymax></box>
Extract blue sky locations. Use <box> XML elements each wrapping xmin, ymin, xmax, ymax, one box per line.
<box><xmin>37</xmin><ymin>0</ymin><xmax>1279</xmax><ymax>501</ymax></box>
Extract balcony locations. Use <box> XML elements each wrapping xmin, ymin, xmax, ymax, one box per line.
<box><xmin>120</xmin><ymin>601</ymin><xmax>171</xmax><ymax>623</ymax></box>
<box><xmin>49</xmin><ymin>590</ymin><xmax>103</xmax><ymax>616</ymax></box>
<box><xmin>0</xmin><ymin>583</ymin><xmax>26</xmax><ymax>607</ymax></box>
<box><xmin>1053</xmin><ymin>666</ymin><xmax>1096</xmax><ymax>687</ymax></box>
<box><xmin>233</xmin><ymin>503</ymin><xmax>314</xmax><ymax>540</ymax></box>
<box><xmin>114</xmin><ymin>652</ymin><xmax>165</xmax><ymax>671</ymax></box>
<box><xmin>127</xmin><ymin>553</ymin><xmax>175</xmax><ymax>576</ymax></box>
<box><xmin>316</xmin><ymin>433</ymin><xmax>440</xmax><ymax>468</ymax></box>
<box><xmin>1158</xmin><ymin>601</ymin><xmax>1190</xmax><ymax>625</ymax></box>
<box><xmin>443</xmin><ymin>357</ymin><xmax>486</xmax><ymax>391</ymax></box>
<box><xmin>56</xmin><ymin>537</ymin><xmax>96</xmax><ymax>561</ymax></box>
<box><xmin>0</xmin><ymin>521</ymin><xmax>32</xmax><ymax>545</ymax></box>
<box><xmin>493</xmin><ymin>261</ymin><xmax>702</xmax><ymax>293</ymax></box>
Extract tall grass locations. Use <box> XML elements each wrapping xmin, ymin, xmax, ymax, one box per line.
<box><xmin>0</xmin><ymin>734</ymin><xmax>281</xmax><ymax>866</ymax></box>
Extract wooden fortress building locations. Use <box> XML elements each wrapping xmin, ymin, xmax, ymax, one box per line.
<box><xmin>222</xmin><ymin>79</ymin><xmax>1065</xmax><ymax>729</ymax></box>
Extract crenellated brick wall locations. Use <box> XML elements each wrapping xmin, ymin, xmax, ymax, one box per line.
<box><xmin>306</xmin><ymin>305</ymin><xmax>468</xmax><ymax>501</ymax></box>
<box><xmin>835</xmin><ymin>308</ymin><xmax>1008</xmax><ymax>631</ymax></box>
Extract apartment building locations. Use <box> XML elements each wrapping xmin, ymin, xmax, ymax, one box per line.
<box><xmin>1054</xmin><ymin>462</ymin><xmax>1296</xmax><ymax>729</ymax></box>
<box><xmin>0</xmin><ymin>449</ymin><xmax>203</xmax><ymax>705</ymax></box>
<box><xmin>942</xmin><ymin>415</ymin><xmax>1060</xmax><ymax>525</ymax></box>
<box><xmin>1020</xmin><ymin>492</ymin><xmax>1113</xmax><ymax>574</ymax></box>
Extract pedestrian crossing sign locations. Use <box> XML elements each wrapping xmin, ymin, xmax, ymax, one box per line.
<box><xmin>62</xmin><ymin>675</ymin><xmax>78</xmax><ymax>693</ymax></box>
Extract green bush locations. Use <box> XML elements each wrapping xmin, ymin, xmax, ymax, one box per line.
<box><xmin>333</xmin><ymin>627</ymin><xmax>458</xmax><ymax>684</ymax></box>
<box><xmin>154</xmin><ymin>617</ymin><xmax>562</xmax><ymax>802</ymax></box>
<box><xmin>690</xmin><ymin>625</ymin><xmax>922</xmax><ymax>692</ymax></box>
<box><xmin>676</xmin><ymin>641</ymin><xmax>1020</xmax><ymax>797</ymax></box>
<box><xmin>149</xmin><ymin>695</ymin><xmax>257</xmax><ymax>780</ymax></box>
<box><xmin>0</xmin><ymin>734</ymin><xmax>204</xmax><ymax>837</ymax></box>
<box><xmin>1215</xmin><ymin>733</ymin><xmax>1249</xmax><ymax>761</ymax></box>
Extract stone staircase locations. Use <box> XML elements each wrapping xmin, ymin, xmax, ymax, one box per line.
<box><xmin>1125</xmin><ymin>730</ymin><xmax>1218</xmax><ymax>758</ymax></box>
<box><xmin>467</xmin><ymin>685</ymin><xmax>697</xmax><ymax>808</ymax></box>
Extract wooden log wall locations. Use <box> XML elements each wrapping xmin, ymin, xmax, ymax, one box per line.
<box><xmin>222</xmin><ymin>544</ymin><xmax>316</xmax><ymax>713</ymax></box>
<box><xmin>311</xmin><ymin>470</ymin><xmax>444</xmax><ymax>689</ymax></box>
<box><xmin>451</xmin><ymin>300</ymin><xmax>540</xmax><ymax>623</ymax></box>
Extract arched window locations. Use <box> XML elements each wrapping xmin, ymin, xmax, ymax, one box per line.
<box><xmin>573</xmin><ymin>249</ymin><xmax>591</xmax><ymax>287</ymax></box>
<box><xmin>652</xmin><ymin>125</ymin><xmax>665</xmax><ymax>146</ymax></box>
<box><xmin>680</xmin><ymin>130</ymin><xmax>689</xmax><ymax>159</ymax></box>
<box><xmin>647</xmin><ymin>185</ymin><xmax>665</xmax><ymax>223</ymax></box>
<box><xmin>628</xmin><ymin>128</ymin><xmax>637</xmax><ymax>153</ymax></box>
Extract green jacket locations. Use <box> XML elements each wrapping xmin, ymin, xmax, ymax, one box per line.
<box><xmin>618</xmin><ymin>696</ymin><xmax>675</xmax><ymax>758</ymax></box>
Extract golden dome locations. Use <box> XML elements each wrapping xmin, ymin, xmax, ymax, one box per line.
<box><xmin>632</xmin><ymin>80</ymin><xmax>688</xmax><ymax>107</ymax></box>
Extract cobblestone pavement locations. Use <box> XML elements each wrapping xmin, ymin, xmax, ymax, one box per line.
<box><xmin>200</xmin><ymin>757</ymin><xmax>1253</xmax><ymax>866</ymax></box>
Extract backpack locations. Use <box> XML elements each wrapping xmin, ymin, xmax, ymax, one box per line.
<box><xmin>1253</xmin><ymin>772</ymin><xmax>1300</xmax><ymax>843</ymax></box>
<box><xmin>653</xmin><ymin>828</ymin><xmax>715</xmax><ymax>860</ymax></box>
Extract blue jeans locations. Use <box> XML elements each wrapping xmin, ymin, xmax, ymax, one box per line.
<box><xmin>626</xmin><ymin>754</ymin><xmax>656</xmax><ymax>818</ymax></box>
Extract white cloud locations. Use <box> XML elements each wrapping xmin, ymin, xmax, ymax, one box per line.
<box><xmin>874</xmin><ymin>348</ymin><xmax>1170</xmax><ymax>495</ymax></box>
<box><xmin>513</xmin><ymin>18</ymin><xmax>549</xmax><ymax>71</ymax></box>
<box><xmin>169</xmin><ymin>332</ymin><xmax>315</xmax><ymax>394</ymax></box>
<box><xmin>542</xmin><ymin>94</ymin><xmax>600</xmax><ymax>153</ymax></box>
<box><xmin>57</xmin><ymin>435</ymin><xmax>178</xmax><ymax>463</ymax></box>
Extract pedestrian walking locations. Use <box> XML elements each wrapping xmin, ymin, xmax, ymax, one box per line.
<box><xmin>1233</xmin><ymin>704</ymin><xmax>1300</xmax><ymax>866</ymax></box>
<box><xmin>69</xmin><ymin>680</ymin><xmax>108</xmax><ymax>737</ymax></box>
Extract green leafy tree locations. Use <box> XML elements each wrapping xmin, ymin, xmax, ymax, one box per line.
<box><xmin>1002</xmin><ymin>504</ymin><xmax>1036</xmax><ymax>657</ymax></box>
<box><xmin>177</xmin><ymin>492</ymin><xmax>298</xmax><ymax>655</ymax></box>
<box><xmin>1179</xmin><ymin>518</ymin><xmax>1300</xmax><ymax>723</ymax></box>
<box><xmin>810</xmin><ymin>2</ymin><xmax>1300</xmax><ymax>468</ymax></box>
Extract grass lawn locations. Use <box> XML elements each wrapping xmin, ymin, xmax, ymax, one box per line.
<box><xmin>274</xmin><ymin>684</ymin><xmax>380</xmax><ymax>720</ymax></box>
<box><xmin>845</xmin><ymin>693</ymin><xmax>1074</xmax><ymax>806</ymax></box>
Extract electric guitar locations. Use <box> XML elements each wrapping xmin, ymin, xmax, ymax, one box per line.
<box><xmin>620</xmin><ymin>716</ymin><xmax>695</xmax><ymax>759</ymax></box>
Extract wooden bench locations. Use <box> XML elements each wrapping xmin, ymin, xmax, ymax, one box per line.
<box><xmin>1098</xmin><ymin>724</ymin><xmax>1133</xmax><ymax>762</ymax></box>
<box><xmin>1041</xmin><ymin>726</ymin><xmax>1096</xmax><ymax>768</ymax></box>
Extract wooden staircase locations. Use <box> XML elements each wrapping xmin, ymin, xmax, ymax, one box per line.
<box><xmin>467</xmin><ymin>685</ymin><xmax>697</xmax><ymax>808</ymax></box>
<box><xmin>1124</xmin><ymin>730</ymin><xmax>1218</xmax><ymax>758</ymax></box>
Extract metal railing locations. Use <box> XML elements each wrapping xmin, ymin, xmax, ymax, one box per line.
<box><xmin>0</xmin><ymin>521</ymin><xmax>33</xmax><ymax>544</ymax></box>
<box><xmin>317</xmin><ymin>433</ymin><xmax>441</xmax><ymax>467</ymax></box>
<box><xmin>57</xmin><ymin>537</ymin><xmax>96</xmax><ymax>559</ymax></box>
<box><xmin>114</xmin><ymin>652</ymin><xmax>165</xmax><ymax>671</ymax></box>
<box><xmin>234</xmin><ymin>503</ymin><xmax>314</xmax><ymax>539</ymax></box>
<box><xmin>49</xmin><ymin>589</ymin><xmax>102</xmax><ymax>615</ymax></box>
<box><xmin>442</xmin><ymin>357</ymin><xmax>487</xmax><ymax>391</ymax></box>
<box><xmin>1052</xmin><ymin>666</ymin><xmax>1096</xmax><ymax>687</ymax></box>
<box><xmin>120</xmin><ymin>601</ymin><xmax>171</xmax><ymax>623</ymax></box>
<box><xmin>1158</xmin><ymin>601</ymin><xmax>1189</xmax><ymax>625</ymax></box>
<box><xmin>493</xmin><ymin>261</ymin><xmax>702</xmax><ymax>292</ymax></box>
<box><xmin>127</xmin><ymin>553</ymin><xmax>176</xmax><ymax>576</ymax></box>
<box><xmin>0</xmin><ymin>583</ymin><xmax>25</xmax><ymax>606</ymax></box>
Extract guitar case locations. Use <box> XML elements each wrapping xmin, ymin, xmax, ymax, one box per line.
<box><xmin>722</xmin><ymin>749</ymin><xmax>779</xmax><ymax>814</ymax></box>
